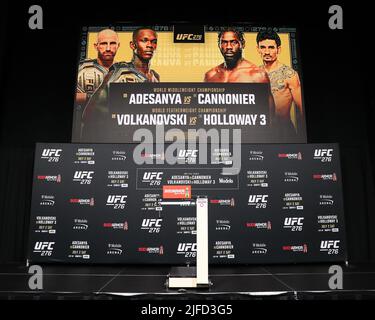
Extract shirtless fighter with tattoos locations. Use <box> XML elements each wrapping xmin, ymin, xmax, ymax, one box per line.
<box><xmin>256</xmin><ymin>30</ymin><xmax>304</xmax><ymax>138</ymax></box>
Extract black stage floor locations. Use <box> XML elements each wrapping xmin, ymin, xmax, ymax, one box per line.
<box><xmin>1</xmin><ymin>263</ymin><xmax>375</xmax><ymax>300</ymax></box>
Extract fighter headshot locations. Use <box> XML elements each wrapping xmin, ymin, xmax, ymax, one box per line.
<box><xmin>204</xmin><ymin>28</ymin><xmax>275</xmax><ymax>128</ymax></box>
<box><xmin>76</xmin><ymin>28</ymin><xmax>120</xmax><ymax>105</ymax></box>
<box><xmin>80</xmin><ymin>27</ymin><xmax>159</xmax><ymax>141</ymax></box>
<box><xmin>256</xmin><ymin>30</ymin><xmax>304</xmax><ymax>136</ymax></box>
<box><xmin>106</xmin><ymin>27</ymin><xmax>159</xmax><ymax>83</ymax></box>
<box><xmin>72</xmin><ymin>28</ymin><xmax>120</xmax><ymax>141</ymax></box>
<box><xmin>204</xmin><ymin>28</ymin><xmax>269</xmax><ymax>83</ymax></box>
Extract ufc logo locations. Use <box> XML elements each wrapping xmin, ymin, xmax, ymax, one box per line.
<box><xmin>143</xmin><ymin>172</ymin><xmax>163</xmax><ymax>180</ymax></box>
<box><xmin>248</xmin><ymin>195</ymin><xmax>268</xmax><ymax>203</ymax></box>
<box><xmin>142</xmin><ymin>219</ymin><xmax>162</xmax><ymax>228</ymax></box>
<box><xmin>107</xmin><ymin>195</ymin><xmax>127</xmax><ymax>204</ymax></box>
<box><xmin>34</xmin><ymin>242</ymin><xmax>54</xmax><ymax>251</ymax></box>
<box><xmin>42</xmin><ymin>149</ymin><xmax>62</xmax><ymax>157</ymax></box>
<box><xmin>321</xmin><ymin>240</ymin><xmax>340</xmax><ymax>249</ymax></box>
<box><xmin>176</xmin><ymin>34</ymin><xmax>202</xmax><ymax>40</ymax></box>
<box><xmin>74</xmin><ymin>171</ymin><xmax>94</xmax><ymax>179</ymax></box>
<box><xmin>177</xmin><ymin>243</ymin><xmax>197</xmax><ymax>252</ymax></box>
<box><xmin>284</xmin><ymin>217</ymin><xmax>304</xmax><ymax>226</ymax></box>
<box><xmin>315</xmin><ymin>149</ymin><xmax>333</xmax><ymax>157</ymax></box>
<box><xmin>178</xmin><ymin>150</ymin><xmax>198</xmax><ymax>158</ymax></box>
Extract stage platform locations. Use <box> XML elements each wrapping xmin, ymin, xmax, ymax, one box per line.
<box><xmin>1</xmin><ymin>263</ymin><xmax>375</xmax><ymax>300</ymax></box>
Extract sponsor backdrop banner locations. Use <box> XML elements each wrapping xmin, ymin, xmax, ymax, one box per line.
<box><xmin>28</xmin><ymin>143</ymin><xmax>346</xmax><ymax>264</ymax></box>
<box><xmin>72</xmin><ymin>24</ymin><xmax>306</xmax><ymax>143</ymax></box>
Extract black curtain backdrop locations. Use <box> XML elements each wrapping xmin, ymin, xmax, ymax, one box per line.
<box><xmin>0</xmin><ymin>147</ymin><xmax>34</xmax><ymax>263</ymax></box>
<box><xmin>0</xmin><ymin>1</ymin><xmax>374</xmax><ymax>264</ymax></box>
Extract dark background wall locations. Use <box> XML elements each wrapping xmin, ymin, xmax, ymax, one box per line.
<box><xmin>0</xmin><ymin>1</ymin><xmax>374</xmax><ymax>264</ymax></box>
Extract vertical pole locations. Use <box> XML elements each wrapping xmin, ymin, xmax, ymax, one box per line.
<box><xmin>196</xmin><ymin>197</ymin><xmax>209</xmax><ymax>285</ymax></box>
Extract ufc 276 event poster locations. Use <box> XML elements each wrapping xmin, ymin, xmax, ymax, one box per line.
<box><xmin>72</xmin><ymin>24</ymin><xmax>307</xmax><ymax>144</ymax></box>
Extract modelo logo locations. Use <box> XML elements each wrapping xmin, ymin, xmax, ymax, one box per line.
<box><xmin>143</xmin><ymin>172</ymin><xmax>163</xmax><ymax>180</ymax></box>
<box><xmin>142</xmin><ymin>219</ymin><xmax>162</xmax><ymax>228</ymax></box>
<box><xmin>177</xmin><ymin>243</ymin><xmax>197</xmax><ymax>252</ymax></box>
<box><xmin>284</xmin><ymin>217</ymin><xmax>304</xmax><ymax>226</ymax></box>
<box><xmin>74</xmin><ymin>171</ymin><xmax>94</xmax><ymax>179</ymax></box>
<box><xmin>178</xmin><ymin>149</ymin><xmax>198</xmax><ymax>158</ymax></box>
